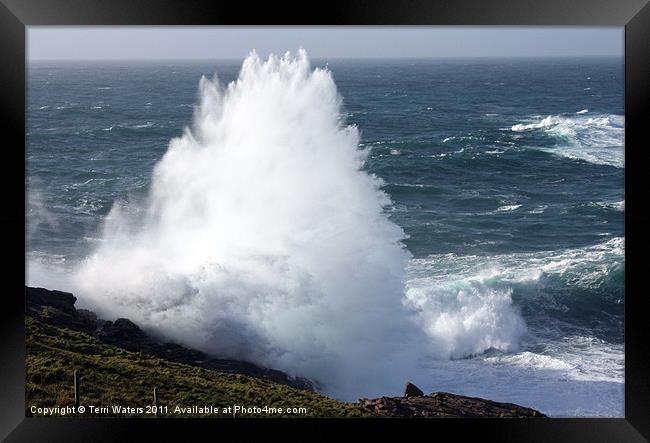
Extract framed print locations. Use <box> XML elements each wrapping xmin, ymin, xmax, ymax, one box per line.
<box><xmin>2</xmin><ymin>0</ymin><xmax>649</xmax><ymax>441</ymax></box>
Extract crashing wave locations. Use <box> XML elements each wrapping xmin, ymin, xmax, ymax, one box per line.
<box><xmin>511</xmin><ymin>114</ymin><xmax>624</xmax><ymax>168</ymax></box>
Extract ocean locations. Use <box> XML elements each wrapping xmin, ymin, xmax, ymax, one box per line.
<box><xmin>26</xmin><ymin>55</ymin><xmax>624</xmax><ymax>416</ymax></box>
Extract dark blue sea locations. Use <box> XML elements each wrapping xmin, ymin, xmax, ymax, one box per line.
<box><xmin>27</xmin><ymin>57</ymin><xmax>624</xmax><ymax>416</ymax></box>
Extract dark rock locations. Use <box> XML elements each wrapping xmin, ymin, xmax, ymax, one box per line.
<box><xmin>71</xmin><ymin>309</ymin><xmax>100</xmax><ymax>335</ymax></box>
<box><xmin>404</xmin><ymin>382</ymin><xmax>424</xmax><ymax>397</ymax></box>
<box><xmin>26</xmin><ymin>287</ymin><xmax>97</xmax><ymax>334</ymax></box>
<box><xmin>95</xmin><ymin>318</ymin><xmax>153</xmax><ymax>350</ymax></box>
<box><xmin>358</xmin><ymin>391</ymin><xmax>546</xmax><ymax>418</ymax></box>
<box><xmin>76</xmin><ymin>309</ymin><xmax>99</xmax><ymax>327</ymax></box>
<box><xmin>26</xmin><ymin>286</ymin><xmax>76</xmax><ymax>314</ymax></box>
<box><xmin>25</xmin><ymin>286</ymin><xmax>315</xmax><ymax>392</ymax></box>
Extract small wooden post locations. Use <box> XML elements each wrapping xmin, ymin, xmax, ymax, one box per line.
<box><xmin>73</xmin><ymin>370</ymin><xmax>80</xmax><ymax>409</ymax></box>
<box><xmin>153</xmin><ymin>387</ymin><xmax>159</xmax><ymax>418</ymax></box>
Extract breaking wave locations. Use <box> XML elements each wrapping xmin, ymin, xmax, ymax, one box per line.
<box><xmin>71</xmin><ymin>50</ymin><xmax>432</xmax><ymax>399</ymax></box>
<box><xmin>511</xmin><ymin>114</ymin><xmax>624</xmax><ymax>168</ymax></box>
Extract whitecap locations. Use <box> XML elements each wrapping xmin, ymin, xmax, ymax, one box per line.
<box><xmin>511</xmin><ymin>115</ymin><xmax>558</xmax><ymax>132</ymax></box>
<box><xmin>527</xmin><ymin>205</ymin><xmax>547</xmax><ymax>214</ymax></box>
<box><xmin>131</xmin><ymin>122</ymin><xmax>155</xmax><ymax>129</ymax></box>
<box><xmin>391</xmin><ymin>183</ymin><xmax>431</xmax><ymax>188</ymax></box>
<box><xmin>510</xmin><ymin>114</ymin><xmax>624</xmax><ymax>168</ymax></box>
<box><xmin>611</xmin><ymin>200</ymin><xmax>625</xmax><ymax>211</ymax></box>
<box><xmin>587</xmin><ymin>200</ymin><xmax>625</xmax><ymax>212</ymax></box>
<box><xmin>495</xmin><ymin>204</ymin><xmax>522</xmax><ymax>212</ymax></box>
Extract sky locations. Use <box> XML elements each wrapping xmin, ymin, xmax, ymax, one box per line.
<box><xmin>27</xmin><ymin>27</ymin><xmax>624</xmax><ymax>61</ymax></box>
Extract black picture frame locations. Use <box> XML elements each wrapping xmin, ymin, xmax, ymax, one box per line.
<box><xmin>2</xmin><ymin>0</ymin><xmax>649</xmax><ymax>440</ymax></box>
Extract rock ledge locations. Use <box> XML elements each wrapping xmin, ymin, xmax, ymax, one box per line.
<box><xmin>358</xmin><ymin>383</ymin><xmax>545</xmax><ymax>418</ymax></box>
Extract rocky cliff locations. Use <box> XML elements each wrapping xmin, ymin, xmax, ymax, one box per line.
<box><xmin>26</xmin><ymin>286</ymin><xmax>314</xmax><ymax>391</ymax></box>
<box><xmin>26</xmin><ymin>286</ymin><xmax>546</xmax><ymax>418</ymax></box>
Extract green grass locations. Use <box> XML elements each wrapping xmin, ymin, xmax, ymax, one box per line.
<box><xmin>25</xmin><ymin>317</ymin><xmax>370</xmax><ymax>418</ymax></box>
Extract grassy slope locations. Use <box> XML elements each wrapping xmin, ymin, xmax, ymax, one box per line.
<box><xmin>26</xmin><ymin>317</ymin><xmax>369</xmax><ymax>418</ymax></box>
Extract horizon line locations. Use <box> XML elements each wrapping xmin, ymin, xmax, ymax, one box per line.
<box><xmin>28</xmin><ymin>54</ymin><xmax>624</xmax><ymax>63</ymax></box>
